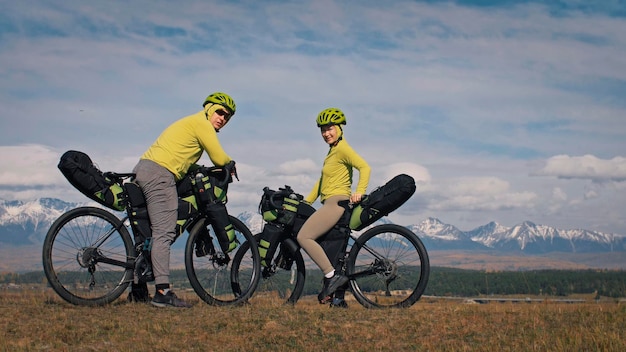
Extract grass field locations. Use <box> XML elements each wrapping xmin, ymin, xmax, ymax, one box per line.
<box><xmin>1</xmin><ymin>288</ymin><xmax>625</xmax><ymax>351</ymax></box>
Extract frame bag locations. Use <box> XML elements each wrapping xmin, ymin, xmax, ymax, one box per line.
<box><xmin>349</xmin><ymin>174</ymin><xmax>416</xmax><ymax>231</ymax></box>
<box><xmin>58</xmin><ymin>150</ymin><xmax>125</xmax><ymax>211</ymax></box>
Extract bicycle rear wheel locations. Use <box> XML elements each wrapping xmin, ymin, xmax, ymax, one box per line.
<box><xmin>185</xmin><ymin>216</ymin><xmax>261</xmax><ymax>306</ymax></box>
<box><xmin>347</xmin><ymin>224</ymin><xmax>430</xmax><ymax>308</ymax></box>
<box><xmin>42</xmin><ymin>207</ymin><xmax>134</xmax><ymax>306</ymax></box>
<box><xmin>233</xmin><ymin>237</ymin><xmax>306</xmax><ymax>304</ymax></box>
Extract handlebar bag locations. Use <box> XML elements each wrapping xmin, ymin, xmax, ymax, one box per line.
<box><xmin>190</xmin><ymin>167</ymin><xmax>229</xmax><ymax>206</ymax></box>
<box><xmin>259</xmin><ymin>188</ymin><xmax>301</xmax><ymax>226</ymax></box>
<box><xmin>58</xmin><ymin>150</ymin><xmax>125</xmax><ymax>211</ymax></box>
<box><xmin>349</xmin><ymin>174</ymin><xmax>416</xmax><ymax>231</ymax></box>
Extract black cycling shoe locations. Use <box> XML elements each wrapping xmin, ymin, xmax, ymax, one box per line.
<box><xmin>151</xmin><ymin>290</ymin><xmax>192</xmax><ymax>308</ymax></box>
<box><xmin>127</xmin><ymin>282</ymin><xmax>151</xmax><ymax>303</ymax></box>
<box><xmin>318</xmin><ymin>274</ymin><xmax>349</xmax><ymax>304</ymax></box>
<box><xmin>330</xmin><ymin>297</ymin><xmax>349</xmax><ymax>308</ymax></box>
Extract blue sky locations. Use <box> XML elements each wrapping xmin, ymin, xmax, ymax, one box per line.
<box><xmin>1</xmin><ymin>0</ymin><xmax>625</xmax><ymax>235</ymax></box>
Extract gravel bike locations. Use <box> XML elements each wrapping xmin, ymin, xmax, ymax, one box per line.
<box><xmin>43</xmin><ymin>159</ymin><xmax>261</xmax><ymax>306</ymax></box>
<box><xmin>232</xmin><ymin>185</ymin><xmax>430</xmax><ymax>308</ymax></box>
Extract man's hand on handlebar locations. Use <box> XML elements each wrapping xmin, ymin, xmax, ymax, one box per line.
<box><xmin>226</xmin><ymin>160</ymin><xmax>238</xmax><ymax>181</ymax></box>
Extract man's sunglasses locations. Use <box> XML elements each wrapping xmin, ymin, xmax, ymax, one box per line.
<box><xmin>216</xmin><ymin>109</ymin><xmax>231</xmax><ymax>119</ymax></box>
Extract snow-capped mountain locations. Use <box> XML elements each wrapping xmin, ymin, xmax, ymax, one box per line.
<box><xmin>0</xmin><ymin>198</ymin><xmax>78</xmax><ymax>245</ymax></box>
<box><xmin>408</xmin><ymin>217</ymin><xmax>488</xmax><ymax>250</ymax></box>
<box><xmin>465</xmin><ymin>220</ymin><xmax>625</xmax><ymax>253</ymax></box>
<box><xmin>237</xmin><ymin>211</ymin><xmax>265</xmax><ymax>235</ymax></box>
<box><xmin>1</xmin><ymin>198</ymin><xmax>625</xmax><ymax>254</ymax></box>
<box><xmin>411</xmin><ymin>218</ymin><xmax>626</xmax><ymax>253</ymax></box>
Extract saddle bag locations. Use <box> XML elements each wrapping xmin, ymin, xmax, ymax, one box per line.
<box><xmin>58</xmin><ymin>150</ymin><xmax>125</xmax><ymax>211</ymax></box>
<box><xmin>349</xmin><ymin>174</ymin><xmax>416</xmax><ymax>231</ymax></box>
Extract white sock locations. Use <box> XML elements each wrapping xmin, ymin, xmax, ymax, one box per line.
<box><xmin>324</xmin><ymin>270</ymin><xmax>335</xmax><ymax>279</ymax></box>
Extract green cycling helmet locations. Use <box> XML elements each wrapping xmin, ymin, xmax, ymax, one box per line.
<box><xmin>316</xmin><ymin>108</ymin><xmax>346</xmax><ymax>127</ymax></box>
<box><xmin>203</xmin><ymin>92</ymin><xmax>236</xmax><ymax>116</ymax></box>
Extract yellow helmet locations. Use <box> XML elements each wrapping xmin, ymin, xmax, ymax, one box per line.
<box><xmin>203</xmin><ymin>92</ymin><xmax>236</xmax><ymax>116</ymax></box>
<box><xmin>316</xmin><ymin>108</ymin><xmax>346</xmax><ymax>127</ymax></box>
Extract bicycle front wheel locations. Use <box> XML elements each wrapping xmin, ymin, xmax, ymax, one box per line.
<box><xmin>347</xmin><ymin>224</ymin><xmax>430</xmax><ymax>308</ymax></box>
<box><xmin>185</xmin><ymin>215</ymin><xmax>261</xmax><ymax>306</ymax></box>
<box><xmin>42</xmin><ymin>207</ymin><xmax>134</xmax><ymax>306</ymax></box>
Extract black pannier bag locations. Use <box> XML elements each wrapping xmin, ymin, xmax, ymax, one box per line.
<box><xmin>319</xmin><ymin>227</ymin><xmax>350</xmax><ymax>271</ymax></box>
<box><xmin>292</xmin><ymin>202</ymin><xmax>316</xmax><ymax>235</ymax></box>
<box><xmin>124</xmin><ymin>182</ymin><xmax>152</xmax><ymax>243</ymax></box>
<box><xmin>58</xmin><ymin>150</ymin><xmax>125</xmax><ymax>211</ymax></box>
<box><xmin>258</xmin><ymin>223</ymin><xmax>284</xmax><ymax>267</ymax></box>
<box><xmin>319</xmin><ymin>201</ymin><xmax>352</xmax><ymax>268</ymax></box>
<box><xmin>188</xmin><ymin>166</ymin><xmax>236</xmax><ymax>253</ymax></box>
<box><xmin>349</xmin><ymin>174</ymin><xmax>416</xmax><ymax>231</ymax></box>
<box><xmin>205</xmin><ymin>202</ymin><xmax>237</xmax><ymax>253</ymax></box>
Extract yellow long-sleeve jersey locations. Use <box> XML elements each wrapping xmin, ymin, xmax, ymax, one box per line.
<box><xmin>141</xmin><ymin>110</ymin><xmax>232</xmax><ymax>181</ymax></box>
<box><xmin>305</xmin><ymin>139</ymin><xmax>371</xmax><ymax>204</ymax></box>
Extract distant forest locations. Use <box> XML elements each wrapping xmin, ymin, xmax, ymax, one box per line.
<box><xmin>424</xmin><ymin>268</ymin><xmax>626</xmax><ymax>298</ymax></box>
<box><xmin>4</xmin><ymin>268</ymin><xmax>626</xmax><ymax>298</ymax></box>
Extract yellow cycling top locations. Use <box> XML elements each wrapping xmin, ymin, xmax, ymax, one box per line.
<box><xmin>141</xmin><ymin>110</ymin><xmax>232</xmax><ymax>180</ymax></box>
<box><xmin>305</xmin><ymin>139</ymin><xmax>371</xmax><ymax>203</ymax></box>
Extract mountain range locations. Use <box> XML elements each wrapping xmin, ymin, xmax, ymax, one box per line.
<box><xmin>2</xmin><ymin>198</ymin><xmax>625</xmax><ymax>255</ymax></box>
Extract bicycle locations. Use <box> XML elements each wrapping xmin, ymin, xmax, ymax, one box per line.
<box><xmin>42</xmin><ymin>158</ymin><xmax>261</xmax><ymax>306</ymax></box>
<box><xmin>232</xmin><ymin>185</ymin><xmax>430</xmax><ymax>308</ymax></box>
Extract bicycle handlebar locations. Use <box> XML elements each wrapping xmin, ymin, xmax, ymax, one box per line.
<box><xmin>201</xmin><ymin>160</ymin><xmax>238</xmax><ymax>189</ymax></box>
<box><xmin>263</xmin><ymin>185</ymin><xmax>302</xmax><ymax>210</ymax></box>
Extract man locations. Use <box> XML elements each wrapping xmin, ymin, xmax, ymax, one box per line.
<box><xmin>133</xmin><ymin>92</ymin><xmax>237</xmax><ymax>308</ymax></box>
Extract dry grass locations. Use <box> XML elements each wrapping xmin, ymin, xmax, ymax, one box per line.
<box><xmin>1</xmin><ymin>288</ymin><xmax>625</xmax><ymax>352</ymax></box>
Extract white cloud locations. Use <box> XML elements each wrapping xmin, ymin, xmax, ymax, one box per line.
<box><xmin>426</xmin><ymin>177</ymin><xmax>537</xmax><ymax>212</ymax></box>
<box><xmin>532</xmin><ymin>155</ymin><xmax>626</xmax><ymax>182</ymax></box>
<box><xmin>383</xmin><ymin>162</ymin><xmax>431</xmax><ymax>185</ymax></box>
<box><xmin>0</xmin><ymin>145</ymin><xmax>65</xmax><ymax>186</ymax></box>
<box><xmin>277</xmin><ymin>159</ymin><xmax>318</xmax><ymax>175</ymax></box>
<box><xmin>552</xmin><ymin>187</ymin><xmax>568</xmax><ymax>202</ymax></box>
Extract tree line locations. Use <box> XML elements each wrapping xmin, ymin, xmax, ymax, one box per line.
<box><xmin>3</xmin><ymin>268</ymin><xmax>626</xmax><ymax>298</ymax></box>
<box><xmin>424</xmin><ymin>267</ymin><xmax>626</xmax><ymax>298</ymax></box>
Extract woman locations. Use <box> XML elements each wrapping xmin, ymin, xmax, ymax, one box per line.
<box><xmin>297</xmin><ymin>107</ymin><xmax>371</xmax><ymax>304</ymax></box>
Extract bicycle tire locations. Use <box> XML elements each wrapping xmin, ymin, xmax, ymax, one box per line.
<box><xmin>185</xmin><ymin>215</ymin><xmax>261</xmax><ymax>306</ymax></box>
<box><xmin>42</xmin><ymin>206</ymin><xmax>134</xmax><ymax>306</ymax></box>
<box><xmin>347</xmin><ymin>224</ymin><xmax>430</xmax><ymax>308</ymax></box>
<box><xmin>232</xmin><ymin>237</ymin><xmax>306</xmax><ymax>304</ymax></box>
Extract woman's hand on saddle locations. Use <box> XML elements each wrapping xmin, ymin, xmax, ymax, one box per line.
<box><xmin>350</xmin><ymin>193</ymin><xmax>363</xmax><ymax>204</ymax></box>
